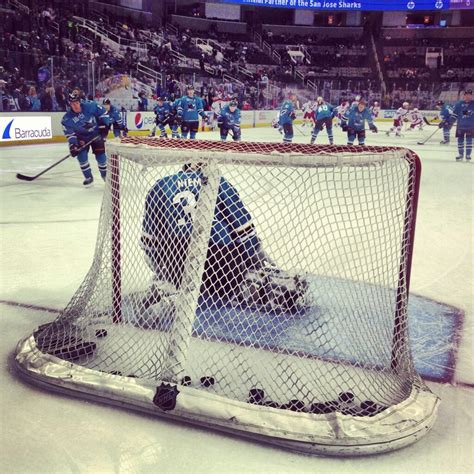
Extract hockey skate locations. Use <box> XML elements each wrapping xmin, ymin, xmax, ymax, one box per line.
<box><xmin>83</xmin><ymin>176</ymin><xmax>94</xmax><ymax>187</ymax></box>
<box><xmin>440</xmin><ymin>140</ymin><xmax>450</xmax><ymax>145</ymax></box>
<box><xmin>455</xmin><ymin>155</ymin><xmax>463</xmax><ymax>161</ymax></box>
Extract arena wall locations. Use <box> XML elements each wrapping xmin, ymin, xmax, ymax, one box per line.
<box><xmin>0</xmin><ymin>109</ymin><xmax>441</xmax><ymax>147</ymax></box>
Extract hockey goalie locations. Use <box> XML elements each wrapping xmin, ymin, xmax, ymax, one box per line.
<box><xmin>136</xmin><ymin>163</ymin><xmax>311</xmax><ymax>327</ymax></box>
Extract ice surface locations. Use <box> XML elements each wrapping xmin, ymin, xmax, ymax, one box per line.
<box><xmin>1</xmin><ymin>126</ymin><xmax>472</xmax><ymax>472</ymax></box>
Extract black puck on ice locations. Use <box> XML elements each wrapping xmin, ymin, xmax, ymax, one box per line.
<box><xmin>95</xmin><ymin>329</ymin><xmax>108</xmax><ymax>338</ymax></box>
<box><xmin>200</xmin><ymin>376</ymin><xmax>215</xmax><ymax>387</ymax></box>
<box><xmin>360</xmin><ymin>400</ymin><xmax>378</xmax><ymax>416</ymax></box>
<box><xmin>338</xmin><ymin>391</ymin><xmax>355</xmax><ymax>404</ymax></box>
<box><xmin>284</xmin><ymin>399</ymin><xmax>306</xmax><ymax>412</ymax></box>
<box><xmin>263</xmin><ymin>400</ymin><xmax>281</xmax><ymax>409</ymax></box>
<box><xmin>181</xmin><ymin>376</ymin><xmax>192</xmax><ymax>386</ymax></box>
<box><xmin>310</xmin><ymin>401</ymin><xmax>337</xmax><ymax>414</ymax></box>
<box><xmin>248</xmin><ymin>388</ymin><xmax>265</xmax><ymax>404</ymax></box>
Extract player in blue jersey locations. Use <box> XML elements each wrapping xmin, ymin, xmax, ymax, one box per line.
<box><xmin>61</xmin><ymin>92</ymin><xmax>110</xmax><ymax>186</ymax></box>
<box><xmin>177</xmin><ymin>85</ymin><xmax>207</xmax><ymax>139</ymax></box>
<box><xmin>103</xmin><ymin>98</ymin><xmax>128</xmax><ymax>138</ymax></box>
<box><xmin>341</xmin><ymin>100</ymin><xmax>378</xmax><ymax>145</ymax></box>
<box><xmin>310</xmin><ymin>97</ymin><xmax>336</xmax><ymax>145</ymax></box>
<box><xmin>278</xmin><ymin>92</ymin><xmax>297</xmax><ymax>143</ymax></box>
<box><xmin>436</xmin><ymin>100</ymin><xmax>453</xmax><ymax>145</ymax></box>
<box><xmin>217</xmin><ymin>99</ymin><xmax>241</xmax><ymax>141</ymax></box>
<box><xmin>451</xmin><ymin>89</ymin><xmax>474</xmax><ymax>161</ymax></box>
<box><xmin>149</xmin><ymin>96</ymin><xmax>172</xmax><ymax>138</ymax></box>
<box><xmin>139</xmin><ymin>163</ymin><xmax>310</xmax><ymax>317</ymax></box>
<box><xmin>168</xmin><ymin>93</ymin><xmax>181</xmax><ymax>139</ymax></box>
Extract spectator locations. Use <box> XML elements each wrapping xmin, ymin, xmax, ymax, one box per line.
<box><xmin>40</xmin><ymin>86</ymin><xmax>54</xmax><ymax>111</ymax></box>
<box><xmin>29</xmin><ymin>86</ymin><xmax>41</xmax><ymax>111</ymax></box>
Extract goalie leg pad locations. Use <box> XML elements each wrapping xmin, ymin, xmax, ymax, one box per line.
<box><xmin>231</xmin><ymin>266</ymin><xmax>312</xmax><ymax>314</ymax></box>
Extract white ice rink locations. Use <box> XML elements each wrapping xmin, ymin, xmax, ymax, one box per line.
<box><xmin>1</xmin><ymin>126</ymin><xmax>473</xmax><ymax>473</ymax></box>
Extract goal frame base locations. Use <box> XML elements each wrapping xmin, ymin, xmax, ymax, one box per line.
<box><xmin>15</xmin><ymin>334</ymin><xmax>439</xmax><ymax>457</ymax></box>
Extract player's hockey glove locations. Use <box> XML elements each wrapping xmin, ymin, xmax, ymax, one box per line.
<box><xmin>69</xmin><ymin>144</ymin><xmax>80</xmax><ymax>157</ymax></box>
<box><xmin>370</xmin><ymin>124</ymin><xmax>378</xmax><ymax>133</ymax></box>
<box><xmin>175</xmin><ymin>115</ymin><xmax>183</xmax><ymax>126</ymax></box>
<box><xmin>290</xmin><ymin>111</ymin><xmax>296</xmax><ymax>120</ymax></box>
<box><xmin>99</xmin><ymin>124</ymin><xmax>110</xmax><ymax>139</ymax></box>
<box><xmin>217</xmin><ymin>116</ymin><xmax>225</xmax><ymax>128</ymax></box>
<box><xmin>341</xmin><ymin>122</ymin><xmax>348</xmax><ymax>132</ymax></box>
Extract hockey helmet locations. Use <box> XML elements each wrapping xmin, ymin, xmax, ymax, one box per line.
<box><xmin>102</xmin><ymin>98</ymin><xmax>111</xmax><ymax>105</ymax></box>
<box><xmin>68</xmin><ymin>91</ymin><xmax>81</xmax><ymax>103</ymax></box>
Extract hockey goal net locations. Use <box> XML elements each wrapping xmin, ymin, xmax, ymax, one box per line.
<box><xmin>15</xmin><ymin>138</ymin><xmax>438</xmax><ymax>455</ymax></box>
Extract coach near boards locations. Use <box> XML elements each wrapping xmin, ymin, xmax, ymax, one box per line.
<box><xmin>61</xmin><ymin>92</ymin><xmax>110</xmax><ymax>186</ymax></box>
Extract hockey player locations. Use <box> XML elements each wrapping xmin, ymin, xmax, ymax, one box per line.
<box><xmin>451</xmin><ymin>88</ymin><xmax>474</xmax><ymax>162</ymax></box>
<box><xmin>436</xmin><ymin>100</ymin><xmax>454</xmax><ymax>145</ymax></box>
<box><xmin>335</xmin><ymin>100</ymin><xmax>350</xmax><ymax>128</ymax></box>
<box><xmin>386</xmin><ymin>102</ymin><xmax>410</xmax><ymax>137</ymax></box>
<box><xmin>210</xmin><ymin>97</ymin><xmax>224</xmax><ymax>131</ymax></box>
<box><xmin>149</xmin><ymin>96</ymin><xmax>172</xmax><ymax>138</ymax></box>
<box><xmin>103</xmin><ymin>99</ymin><xmax>128</xmax><ymax>138</ymax></box>
<box><xmin>176</xmin><ymin>85</ymin><xmax>207</xmax><ymax>139</ymax></box>
<box><xmin>407</xmin><ymin>108</ymin><xmax>424</xmax><ymax>131</ymax></box>
<box><xmin>301</xmin><ymin>100</ymin><xmax>314</xmax><ymax>127</ymax></box>
<box><xmin>217</xmin><ymin>100</ymin><xmax>241</xmax><ymax>141</ymax></box>
<box><xmin>310</xmin><ymin>97</ymin><xmax>335</xmax><ymax>145</ymax></box>
<box><xmin>139</xmin><ymin>163</ymin><xmax>309</xmax><ymax>317</ymax></box>
<box><xmin>168</xmin><ymin>93</ymin><xmax>181</xmax><ymax>139</ymax></box>
<box><xmin>61</xmin><ymin>92</ymin><xmax>110</xmax><ymax>186</ymax></box>
<box><xmin>341</xmin><ymin>100</ymin><xmax>378</xmax><ymax>145</ymax></box>
<box><xmin>370</xmin><ymin>101</ymin><xmax>380</xmax><ymax>119</ymax></box>
<box><xmin>278</xmin><ymin>92</ymin><xmax>297</xmax><ymax>143</ymax></box>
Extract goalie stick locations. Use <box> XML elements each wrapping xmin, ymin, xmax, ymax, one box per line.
<box><xmin>16</xmin><ymin>135</ymin><xmax>101</xmax><ymax>182</ymax></box>
<box><xmin>417</xmin><ymin>127</ymin><xmax>440</xmax><ymax>145</ymax></box>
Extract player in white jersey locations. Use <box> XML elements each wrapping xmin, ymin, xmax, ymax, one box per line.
<box><xmin>271</xmin><ymin>110</ymin><xmax>283</xmax><ymax>134</ymax></box>
<box><xmin>301</xmin><ymin>100</ymin><xmax>314</xmax><ymax>127</ymax></box>
<box><xmin>370</xmin><ymin>101</ymin><xmax>380</xmax><ymax>119</ymax></box>
<box><xmin>335</xmin><ymin>100</ymin><xmax>350</xmax><ymax>127</ymax></box>
<box><xmin>407</xmin><ymin>108</ymin><xmax>424</xmax><ymax>131</ymax></box>
<box><xmin>211</xmin><ymin>98</ymin><xmax>224</xmax><ymax>130</ymax></box>
<box><xmin>351</xmin><ymin>95</ymin><xmax>361</xmax><ymax>108</ymax></box>
<box><xmin>386</xmin><ymin>102</ymin><xmax>410</xmax><ymax>137</ymax></box>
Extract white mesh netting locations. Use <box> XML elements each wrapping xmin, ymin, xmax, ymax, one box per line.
<box><xmin>15</xmin><ymin>138</ymin><xmax>439</xmax><ymax>455</ymax></box>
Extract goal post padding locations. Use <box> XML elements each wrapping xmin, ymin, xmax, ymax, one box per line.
<box><xmin>15</xmin><ymin>138</ymin><xmax>438</xmax><ymax>456</ymax></box>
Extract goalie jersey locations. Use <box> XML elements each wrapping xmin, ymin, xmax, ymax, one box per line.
<box><xmin>142</xmin><ymin>169</ymin><xmax>253</xmax><ymax>249</ymax></box>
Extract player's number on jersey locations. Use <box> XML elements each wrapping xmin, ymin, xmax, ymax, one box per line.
<box><xmin>173</xmin><ymin>190</ymin><xmax>197</xmax><ymax>226</ymax></box>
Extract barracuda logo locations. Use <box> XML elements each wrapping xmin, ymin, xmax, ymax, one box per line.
<box><xmin>2</xmin><ymin>119</ymin><xmax>14</xmax><ymax>139</ymax></box>
<box><xmin>0</xmin><ymin>116</ymin><xmax>52</xmax><ymax>142</ymax></box>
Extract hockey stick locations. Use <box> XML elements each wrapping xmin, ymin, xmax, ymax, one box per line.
<box><xmin>417</xmin><ymin>127</ymin><xmax>440</xmax><ymax>145</ymax></box>
<box><xmin>16</xmin><ymin>136</ymin><xmax>101</xmax><ymax>181</ymax></box>
<box><xmin>294</xmin><ymin>124</ymin><xmax>309</xmax><ymax>137</ymax></box>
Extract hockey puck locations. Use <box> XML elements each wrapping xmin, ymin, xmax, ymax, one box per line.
<box><xmin>51</xmin><ymin>341</ymin><xmax>96</xmax><ymax>361</ymax></box>
<box><xmin>200</xmin><ymin>376</ymin><xmax>215</xmax><ymax>387</ymax></box>
<box><xmin>284</xmin><ymin>399</ymin><xmax>306</xmax><ymax>412</ymax></box>
<box><xmin>310</xmin><ymin>402</ymin><xmax>336</xmax><ymax>414</ymax></box>
<box><xmin>338</xmin><ymin>391</ymin><xmax>355</xmax><ymax>404</ymax></box>
<box><xmin>263</xmin><ymin>400</ymin><xmax>281</xmax><ymax>409</ymax></box>
<box><xmin>248</xmin><ymin>388</ymin><xmax>265</xmax><ymax>404</ymax></box>
<box><xmin>181</xmin><ymin>376</ymin><xmax>192</xmax><ymax>387</ymax></box>
<box><xmin>95</xmin><ymin>329</ymin><xmax>108</xmax><ymax>338</ymax></box>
